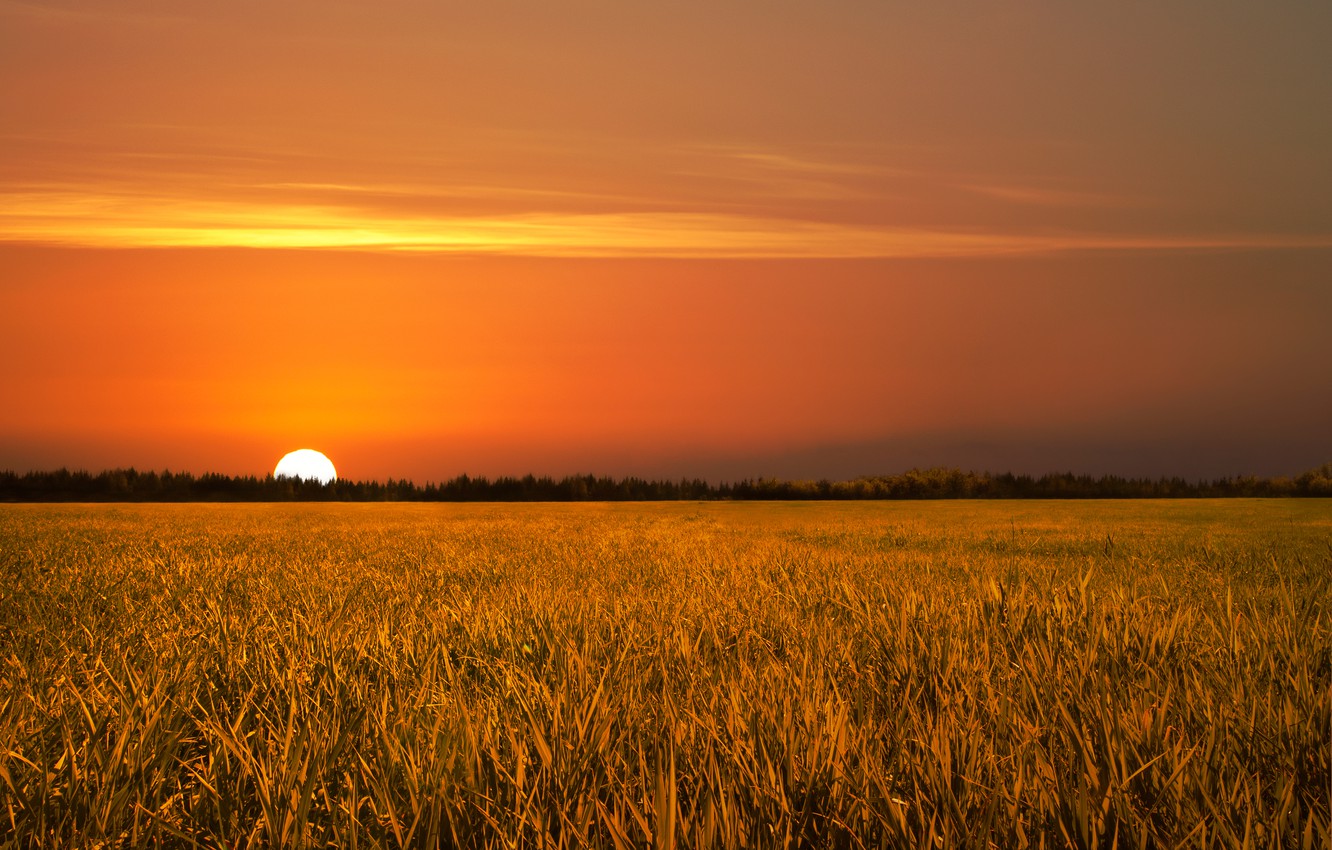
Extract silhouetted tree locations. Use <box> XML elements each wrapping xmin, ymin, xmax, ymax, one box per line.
<box><xmin>2</xmin><ymin>463</ymin><xmax>1329</xmax><ymax>502</ymax></box>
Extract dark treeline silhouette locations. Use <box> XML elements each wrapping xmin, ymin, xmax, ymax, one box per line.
<box><xmin>2</xmin><ymin>464</ymin><xmax>1331</xmax><ymax>502</ymax></box>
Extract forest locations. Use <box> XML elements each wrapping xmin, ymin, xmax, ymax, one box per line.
<box><xmin>2</xmin><ymin>463</ymin><xmax>1330</xmax><ymax>501</ymax></box>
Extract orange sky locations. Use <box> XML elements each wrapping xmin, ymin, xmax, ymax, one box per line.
<box><xmin>3</xmin><ymin>3</ymin><xmax>1330</xmax><ymax>480</ymax></box>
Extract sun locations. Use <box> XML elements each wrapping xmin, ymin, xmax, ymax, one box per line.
<box><xmin>274</xmin><ymin>449</ymin><xmax>337</xmax><ymax>485</ymax></box>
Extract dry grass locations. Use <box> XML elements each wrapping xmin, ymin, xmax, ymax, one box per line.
<box><xmin>1</xmin><ymin>500</ymin><xmax>1329</xmax><ymax>848</ymax></box>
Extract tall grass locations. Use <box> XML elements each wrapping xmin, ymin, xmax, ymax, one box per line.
<box><xmin>1</xmin><ymin>500</ymin><xmax>1329</xmax><ymax>847</ymax></box>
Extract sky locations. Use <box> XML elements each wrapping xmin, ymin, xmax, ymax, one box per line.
<box><xmin>2</xmin><ymin>1</ymin><xmax>1330</xmax><ymax>482</ymax></box>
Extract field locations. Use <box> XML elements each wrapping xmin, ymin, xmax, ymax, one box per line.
<box><xmin>1</xmin><ymin>500</ymin><xmax>1329</xmax><ymax>848</ymax></box>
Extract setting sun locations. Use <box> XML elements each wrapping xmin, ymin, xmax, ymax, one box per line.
<box><xmin>274</xmin><ymin>449</ymin><xmax>337</xmax><ymax>485</ymax></box>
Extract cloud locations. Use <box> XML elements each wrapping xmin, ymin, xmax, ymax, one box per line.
<box><xmin>668</xmin><ymin>143</ymin><xmax>906</xmax><ymax>203</ymax></box>
<box><xmin>958</xmin><ymin>181</ymin><xmax>1140</xmax><ymax>208</ymax></box>
<box><xmin>3</xmin><ymin>185</ymin><xmax>1331</xmax><ymax>257</ymax></box>
<box><xmin>691</xmin><ymin>144</ymin><xmax>906</xmax><ymax>178</ymax></box>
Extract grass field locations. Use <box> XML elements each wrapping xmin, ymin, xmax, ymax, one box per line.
<box><xmin>1</xmin><ymin>500</ymin><xmax>1329</xmax><ymax>848</ymax></box>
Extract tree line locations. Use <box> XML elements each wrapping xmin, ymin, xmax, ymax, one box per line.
<box><xmin>1</xmin><ymin>464</ymin><xmax>1330</xmax><ymax>502</ymax></box>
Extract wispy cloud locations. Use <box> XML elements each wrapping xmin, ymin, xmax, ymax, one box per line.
<box><xmin>254</xmin><ymin>180</ymin><xmax>652</xmax><ymax>207</ymax></box>
<box><xmin>4</xmin><ymin>187</ymin><xmax>1329</xmax><ymax>257</ymax></box>
<box><xmin>671</xmin><ymin>143</ymin><xmax>905</xmax><ymax>203</ymax></box>
<box><xmin>958</xmin><ymin>181</ymin><xmax>1139</xmax><ymax>208</ymax></box>
<box><xmin>2</xmin><ymin>139</ymin><xmax>1326</xmax><ymax>258</ymax></box>
<box><xmin>694</xmin><ymin>144</ymin><xmax>906</xmax><ymax>178</ymax></box>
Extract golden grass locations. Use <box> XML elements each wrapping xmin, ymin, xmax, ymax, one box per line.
<box><xmin>1</xmin><ymin>500</ymin><xmax>1329</xmax><ymax>848</ymax></box>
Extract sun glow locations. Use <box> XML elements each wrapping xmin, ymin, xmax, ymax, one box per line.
<box><xmin>274</xmin><ymin>449</ymin><xmax>337</xmax><ymax>485</ymax></box>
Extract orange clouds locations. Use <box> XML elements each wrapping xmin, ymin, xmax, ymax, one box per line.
<box><xmin>6</xmin><ymin>179</ymin><xmax>1331</xmax><ymax>257</ymax></box>
<box><xmin>5</xmin><ymin>5</ymin><xmax>1332</xmax><ymax>258</ymax></box>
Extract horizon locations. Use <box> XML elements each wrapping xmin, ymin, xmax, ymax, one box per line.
<box><xmin>7</xmin><ymin>460</ymin><xmax>1329</xmax><ymax>488</ymax></box>
<box><xmin>3</xmin><ymin>4</ymin><xmax>1330</xmax><ymax>480</ymax></box>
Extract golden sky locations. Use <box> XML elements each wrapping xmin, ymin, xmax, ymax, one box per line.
<box><xmin>3</xmin><ymin>2</ymin><xmax>1330</xmax><ymax>480</ymax></box>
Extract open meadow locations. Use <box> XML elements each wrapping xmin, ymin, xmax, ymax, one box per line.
<box><xmin>1</xmin><ymin>500</ymin><xmax>1329</xmax><ymax>848</ymax></box>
